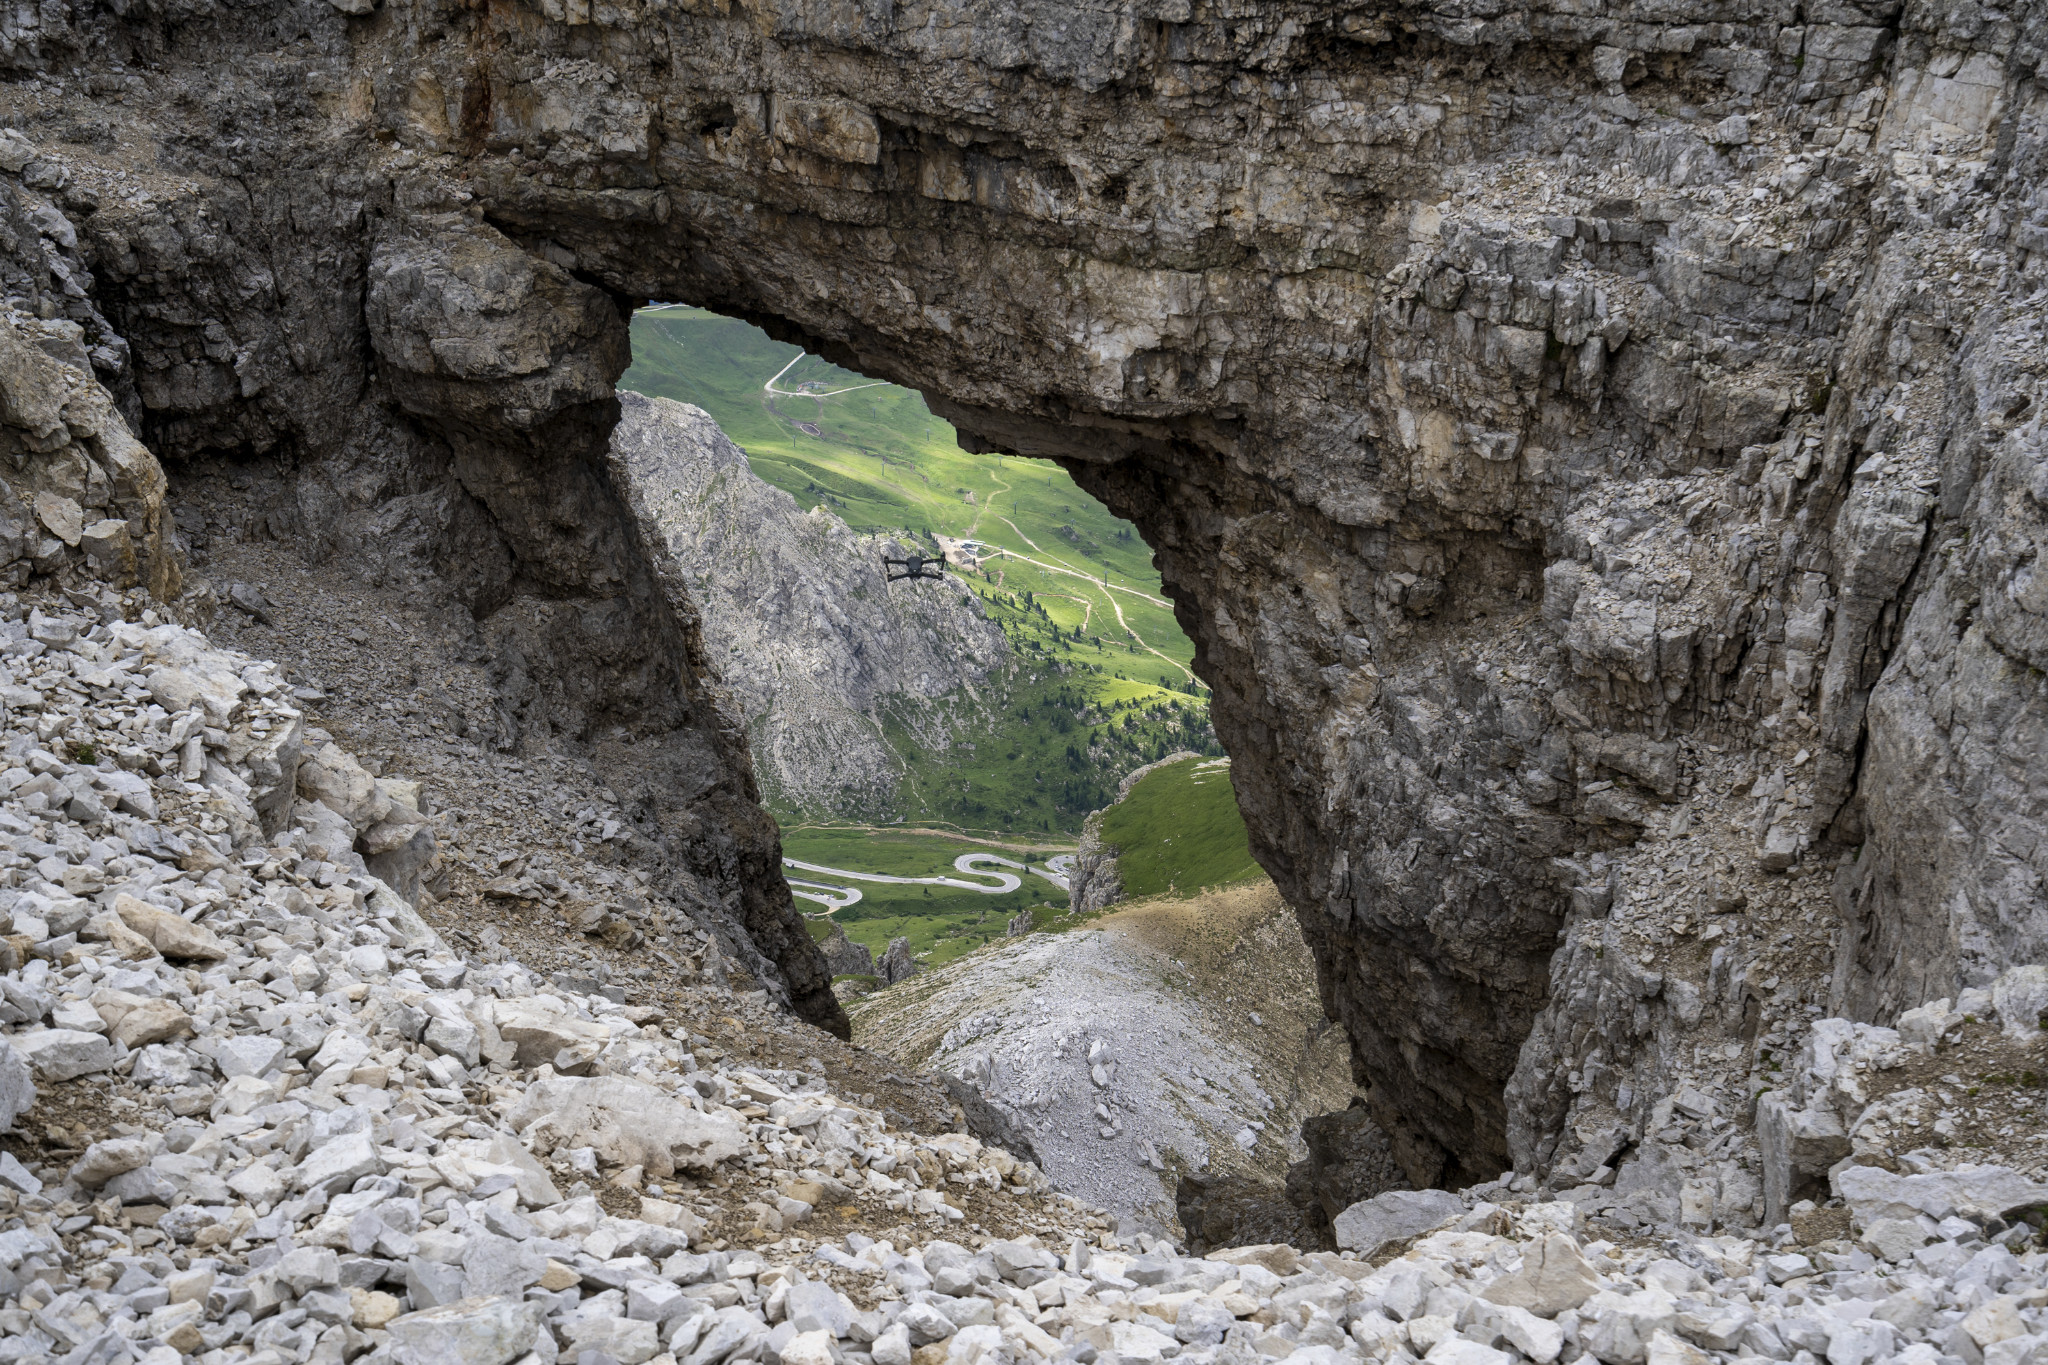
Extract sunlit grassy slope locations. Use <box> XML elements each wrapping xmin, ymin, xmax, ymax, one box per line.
<box><xmin>1098</xmin><ymin>757</ymin><xmax>1263</xmax><ymax>899</ymax></box>
<box><xmin>623</xmin><ymin>307</ymin><xmax>1195</xmax><ymax>690</ymax></box>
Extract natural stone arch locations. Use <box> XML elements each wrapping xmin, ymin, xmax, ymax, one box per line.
<box><xmin>14</xmin><ymin>0</ymin><xmax>2048</xmax><ymax>1196</ymax></box>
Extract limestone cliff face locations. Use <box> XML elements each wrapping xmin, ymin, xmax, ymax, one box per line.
<box><xmin>609</xmin><ymin>391</ymin><xmax>1010</xmax><ymax>818</ymax></box>
<box><xmin>5</xmin><ymin>0</ymin><xmax>2047</xmax><ymax>1200</ymax></box>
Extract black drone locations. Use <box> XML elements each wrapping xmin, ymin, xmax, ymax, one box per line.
<box><xmin>883</xmin><ymin>554</ymin><xmax>946</xmax><ymax>582</ymax></box>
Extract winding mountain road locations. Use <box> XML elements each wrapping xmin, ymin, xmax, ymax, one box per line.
<box><xmin>786</xmin><ymin>879</ymin><xmax>863</xmax><ymax>911</ymax></box>
<box><xmin>784</xmin><ymin>852</ymin><xmax>1072</xmax><ymax>914</ymax></box>
<box><xmin>980</xmin><ymin>522</ymin><xmax>1194</xmax><ymax>682</ymax></box>
<box><xmin>763</xmin><ymin>353</ymin><xmax>891</xmax><ymax>399</ymax></box>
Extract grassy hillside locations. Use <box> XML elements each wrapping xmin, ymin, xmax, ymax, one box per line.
<box><xmin>1098</xmin><ymin>757</ymin><xmax>1264</xmax><ymax>899</ymax></box>
<box><xmin>799</xmin><ymin>758</ymin><xmax>1265</xmax><ymax>978</ymax></box>
<box><xmin>886</xmin><ymin>672</ymin><xmax>1215</xmax><ymax>835</ymax></box>
<box><xmin>623</xmin><ymin>307</ymin><xmax>1196</xmax><ymax>691</ymax></box>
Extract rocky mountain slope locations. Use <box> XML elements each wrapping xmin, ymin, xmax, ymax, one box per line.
<box><xmin>609</xmin><ymin>392</ymin><xmax>1009</xmax><ymax>820</ymax></box>
<box><xmin>1</xmin><ymin>583</ymin><xmax>2046</xmax><ymax>1365</ymax></box>
<box><xmin>0</xmin><ymin>476</ymin><xmax>2044</xmax><ymax>1365</ymax></box>
<box><xmin>847</xmin><ymin>882</ymin><xmax>1354</xmax><ymax>1237</ymax></box>
<box><xmin>0</xmin><ymin>0</ymin><xmax>2045</xmax><ymax>1275</ymax></box>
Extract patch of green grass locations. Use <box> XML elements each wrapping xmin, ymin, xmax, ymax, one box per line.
<box><xmin>881</xmin><ymin>669</ymin><xmax>1217</xmax><ymax>836</ymax></box>
<box><xmin>1098</xmin><ymin>757</ymin><xmax>1263</xmax><ymax>899</ymax></box>
<box><xmin>823</xmin><ymin>885</ymin><xmax>1049</xmax><ymax>961</ymax></box>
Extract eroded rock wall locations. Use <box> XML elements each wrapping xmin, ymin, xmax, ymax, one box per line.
<box><xmin>0</xmin><ymin>45</ymin><xmax>850</xmax><ymax>1036</ymax></box>
<box><xmin>5</xmin><ymin>0</ymin><xmax>2047</xmax><ymax>1199</ymax></box>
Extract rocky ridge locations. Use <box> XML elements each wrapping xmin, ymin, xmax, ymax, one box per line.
<box><xmin>608</xmin><ymin>393</ymin><xmax>1010</xmax><ymax>821</ymax></box>
<box><xmin>0</xmin><ymin>441</ymin><xmax>2037</xmax><ymax>1365</ymax></box>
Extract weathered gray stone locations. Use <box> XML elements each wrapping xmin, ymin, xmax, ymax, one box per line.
<box><xmin>507</xmin><ymin>1074</ymin><xmax>748</xmax><ymax>1178</ymax></box>
<box><xmin>1757</xmin><ymin>1094</ymin><xmax>1852</xmax><ymax>1226</ymax></box>
<box><xmin>0</xmin><ymin>1151</ymin><xmax>42</xmax><ymax>1195</ymax></box>
<box><xmin>1859</xmin><ymin>1218</ymin><xmax>1934</xmax><ymax>1264</ymax></box>
<box><xmin>0</xmin><ymin>1038</ymin><xmax>32</xmax><ymax>1133</ymax></box>
<box><xmin>14</xmin><ymin>1028</ymin><xmax>116</xmax><ymax>1080</ymax></box>
<box><xmin>1332</xmin><ymin>1189</ymin><xmax>1465</xmax><ymax>1257</ymax></box>
<box><xmin>93</xmin><ymin>993</ymin><xmax>193</xmax><ymax>1049</ymax></box>
<box><xmin>1834</xmin><ymin>1164</ymin><xmax>2048</xmax><ymax>1226</ymax></box>
<box><xmin>424</xmin><ymin>1016</ymin><xmax>482</xmax><ymax>1069</ymax></box>
<box><xmin>205</xmin><ymin>1035</ymin><xmax>286</xmax><ymax>1080</ymax></box>
<box><xmin>625</xmin><ymin>1277</ymin><xmax>691</xmax><ymax>1325</ymax></box>
<box><xmin>1481</xmin><ymin>1235</ymin><xmax>1606</xmax><ymax>1318</ymax></box>
<box><xmin>308</xmin><ymin>1031</ymin><xmax>372</xmax><ymax>1077</ymax></box>
<box><xmin>387</xmin><ymin>1296</ymin><xmax>543</xmax><ymax>1365</ymax></box>
<box><xmin>405</xmin><ymin>1257</ymin><xmax>470</xmax><ymax>1312</ymax></box>
<box><xmin>114</xmin><ymin>894</ymin><xmax>229</xmax><ymax>961</ymax></box>
<box><xmin>1174</xmin><ymin>1298</ymin><xmax>1236</xmax><ymax>1347</ymax></box>
<box><xmin>1991</xmin><ymin>966</ymin><xmax>2048</xmax><ymax>1041</ymax></box>
<box><xmin>296</xmin><ymin>743</ymin><xmax>390</xmax><ymax>831</ymax></box>
<box><xmin>786</xmin><ymin>1280</ymin><xmax>855</xmax><ymax>1338</ymax></box>
<box><xmin>69</xmin><ymin>1138</ymin><xmax>150</xmax><ymax>1187</ymax></box>
<box><xmin>486</xmin><ymin>999</ymin><xmax>610</xmax><ymax>1069</ymax></box>
<box><xmin>1578</xmin><ymin>1289</ymin><xmax>1679</xmax><ymax>1365</ymax></box>
<box><xmin>460</xmin><ymin>1233</ymin><xmax>546</xmax><ymax>1299</ymax></box>
<box><xmin>564</xmin><ymin>1315</ymin><xmax>660</xmax><ymax>1365</ymax></box>
<box><xmin>294</xmin><ymin>1130</ymin><xmax>387</xmax><ymax>1194</ymax></box>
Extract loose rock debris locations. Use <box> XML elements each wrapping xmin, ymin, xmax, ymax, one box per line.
<box><xmin>0</xmin><ymin>589</ymin><xmax>2045</xmax><ymax>1365</ymax></box>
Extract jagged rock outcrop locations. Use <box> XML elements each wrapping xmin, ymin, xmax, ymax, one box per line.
<box><xmin>0</xmin><ymin>177</ymin><xmax>175</xmax><ymax>599</ymax></box>
<box><xmin>877</xmin><ymin>936</ymin><xmax>919</xmax><ymax>987</ymax></box>
<box><xmin>820</xmin><ymin>920</ymin><xmax>876</xmax><ymax>978</ymax></box>
<box><xmin>1065</xmin><ymin>812</ymin><xmax>1123</xmax><ymax>917</ymax></box>
<box><xmin>1067</xmin><ymin>749</ymin><xmax>1202</xmax><ymax>914</ymax></box>
<box><xmin>4</xmin><ymin>0</ymin><xmax>2046</xmax><ymax>1199</ymax></box>
<box><xmin>608</xmin><ymin>391</ymin><xmax>1009</xmax><ymax>817</ymax></box>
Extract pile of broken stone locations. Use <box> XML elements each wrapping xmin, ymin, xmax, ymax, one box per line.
<box><xmin>2</xmin><ymin>584</ymin><xmax>2047</xmax><ymax>1365</ymax></box>
<box><xmin>0</xmin><ymin>590</ymin><xmax>1078</xmax><ymax>1365</ymax></box>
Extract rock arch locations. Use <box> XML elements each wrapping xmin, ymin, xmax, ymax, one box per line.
<box><xmin>8</xmin><ymin>0</ymin><xmax>2045</xmax><ymax>1188</ymax></box>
